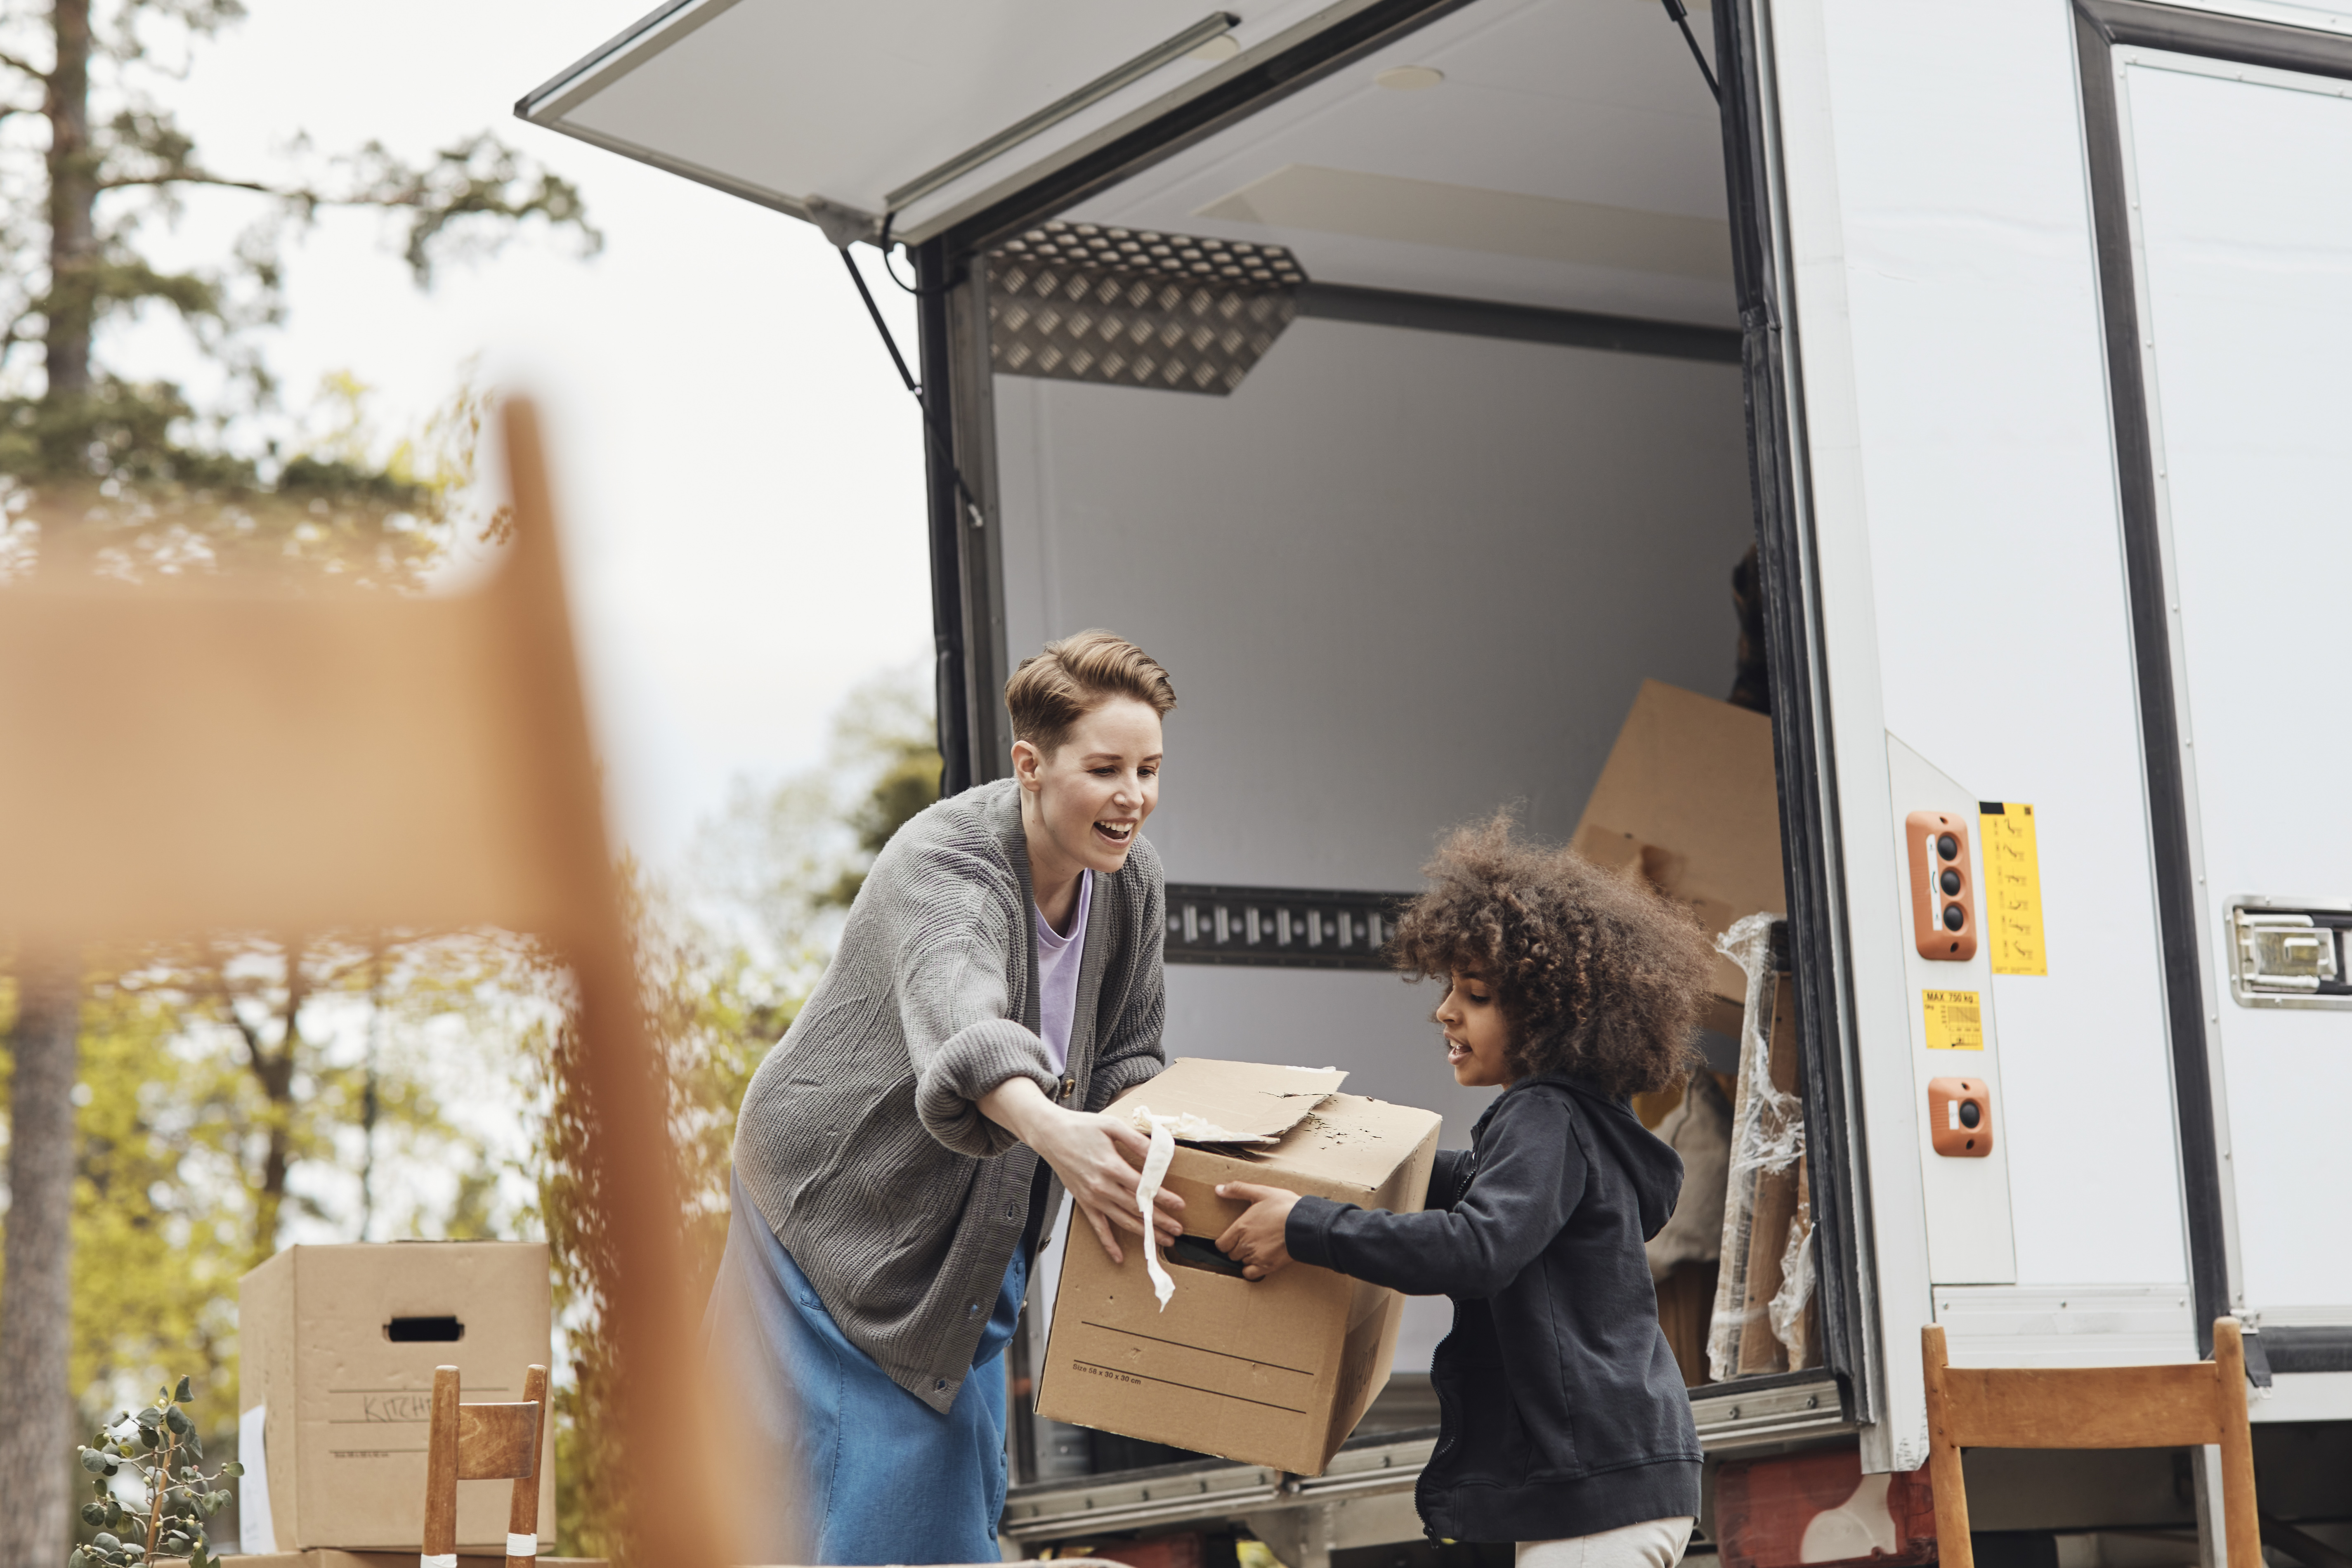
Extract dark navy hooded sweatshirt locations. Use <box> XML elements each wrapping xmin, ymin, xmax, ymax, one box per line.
<box><xmin>1286</xmin><ymin>1072</ymin><xmax>1702</xmax><ymax>1543</ymax></box>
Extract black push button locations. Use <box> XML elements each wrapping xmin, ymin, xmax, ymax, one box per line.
<box><xmin>1937</xmin><ymin>833</ymin><xmax>1959</xmax><ymax>861</ymax></box>
<box><xmin>1959</xmin><ymin>1099</ymin><xmax>1982</xmax><ymax>1129</ymax></box>
<box><xmin>1943</xmin><ymin>903</ymin><xmax>1966</xmax><ymax>931</ymax></box>
<box><xmin>1940</xmin><ymin>868</ymin><xmax>1962</xmax><ymax>896</ymax></box>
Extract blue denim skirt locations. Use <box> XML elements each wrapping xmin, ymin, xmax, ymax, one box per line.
<box><xmin>704</xmin><ymin>1170</ymin><xmax>1027</xmax><ymax>1565</ymax></box>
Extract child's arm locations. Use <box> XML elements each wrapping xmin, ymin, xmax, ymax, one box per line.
<box><xmin>1426</xmin><ymin>1149</ymin><xmax>1473</xmax><ymax>1211</ymax></box>
<box><xmin>1218</xmin><ymin>1088</ymin><xmax>1585</xmax><ymax>1296</ymax></box>
<box><xmin>1214</xmin><ymin>1150</ymin><xmax>1469</xmax><ymax>1280</ymax></box>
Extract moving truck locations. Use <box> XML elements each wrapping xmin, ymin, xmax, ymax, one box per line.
<box><xmin>517</xmin><ymin>0</ymin><xmax>2352</xmax><ymax>1560</ymax></box>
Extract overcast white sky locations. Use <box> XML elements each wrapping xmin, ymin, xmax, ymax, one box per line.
<box><xmin>110</xmin><ymin>1</ymin><xmax>935</xmax><ymax>867</ymax></box>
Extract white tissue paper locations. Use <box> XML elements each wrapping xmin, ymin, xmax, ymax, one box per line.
<box><xmin>236</xmin><ymin>1403</ymin><xmax>276</xmax><ymax>1554</ymax></box>
<box><xmin>1131</xmin><ymin>1107</ymin><xmax>1180</xmax><ymax>1310</ymax></box>
<box><xmin>1127</xmin><ymin>1106</ymin><xmax>1270</xmax><ymax>1144</ymax></box>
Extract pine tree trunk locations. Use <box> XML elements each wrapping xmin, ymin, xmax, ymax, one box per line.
<box><xmin>0</xmin><ymin>957</ymin><xmax>82</xmax><ymax>1568</ymax></box>
<box><xmin>0</xmin><ymin>18</ymin><xmax>99</xmax><ymax>1561</ymax></box>
<box><xmin>44</xmin><ymin>0</ymin><xmax>96</xmax><ymax>399</ymax></box>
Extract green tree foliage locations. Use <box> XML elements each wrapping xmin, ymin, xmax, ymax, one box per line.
<box><xmin>534</xmin><ymin>677</ymin><xmax>940</xmax><ymax>1561</ymax></box>
<box><xmin>106</xmin><ymin>933</ymin><xmax>522</xmax><ymax>1265</ymax></box>
<box><xmin>512</xmin><ymin>870</ymin><xmax>796</xmax><ymax>1563</ymax></box>
<box><xmin>0</xmin><ymin>0</ymin><xmax>596</xmax><ymax>568</ymax></box>
<box><xmin>690</xmin><ymin>666</ymin><xmax>945</xmax><ymax>962</ymax></box>
<box><xmin>66</xmin><ymin>977</ymin><xmax>243</xmax><ymax>1447</ymax></box>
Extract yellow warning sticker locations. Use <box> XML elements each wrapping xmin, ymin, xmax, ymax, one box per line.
<box><xmin>1923</xmin><ymin>989</ymin><xmax>1984</xmax><ymax>1051</ymax></box>
<box><xmin>1979</xmin><ymin>802</ymin><xmax>2048</xmax><ymax>976</ymax></box>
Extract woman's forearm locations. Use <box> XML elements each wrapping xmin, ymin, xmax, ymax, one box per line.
<box><xmin>978</xmin><ymin>1074</ymin><xmax>1056</xmax><ymax>1143</ymax></box>
<box><xmin>977</xmin><ymin>1074</ymin><xmax>1182</xmax><ymax>1259</ymax></box>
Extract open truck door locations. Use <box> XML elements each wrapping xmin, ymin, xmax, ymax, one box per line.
<box><xmin>2070</xmin><ymin>0</ymin><xmax>2352</xmax><ymax>1407</ymax></box>
<box><xmin>522</xmin><ymin>0</ymin><xmax>1877</xmax><ymax>1477</ymax></box>
<box><xmin>520</xmin><ymin>0</ymin><xmax>2352</xmax><ymax>1541</ymax></box>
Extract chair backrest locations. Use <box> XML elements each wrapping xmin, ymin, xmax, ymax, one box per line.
<box><xmin>1922</xmin><ymin>1318</ymin><xmax>2259</xmax><ymax>1568</ymax></box>
<box><xmin>0</xmin><ymin>402</ymin><xmax>728</xmax><ymax>1564</ymax></box>
<box><xmin>423</xmin><ymin>1363</ymin><xmax>549</xmax><ymax>1566</ymax></box>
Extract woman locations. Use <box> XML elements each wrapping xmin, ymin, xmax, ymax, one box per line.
<box><xmin>705</xmin><ymin>630</ymin><xmax>1182</xmax><ymax>1565</ymax></box>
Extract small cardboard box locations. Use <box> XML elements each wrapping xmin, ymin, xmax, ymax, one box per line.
<box><xmin>1035</xmin><ymin>1060</ymin><xmax>1442</xmax><ymax>1476</ymax></box>
<box><xmin>1571</xmin><ymin>678</ymin><xmax>1788</xmax><ymax>1033</ymax></box>
<box><xmin>238</xmin><ymin>1242</ymin><xmax>555</xmax><ymax>1551</ymax></box>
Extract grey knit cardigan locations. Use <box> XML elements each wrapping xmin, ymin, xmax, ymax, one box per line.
<box><xmin>732</xmin><ymin>777</ymin><xmax>1167</xmax><ymax>1411</ymax></box>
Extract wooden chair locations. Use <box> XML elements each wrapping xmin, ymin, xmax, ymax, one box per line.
<box><xmin>0</xmin><ymin>402</ymin><xmax>727</xmax><ymax>1563</ymax></box>
<box><xmin>1922</xmin><ymin>1318</ymin><xmax>2260</xmax><ymax>1568</ymax></box>
<box><xmin>423</xmin><ymin>1364</ymin><xmax>549</xmax><ymax>1568</ymax></box>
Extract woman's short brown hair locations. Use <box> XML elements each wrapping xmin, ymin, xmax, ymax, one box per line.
<box><xmin>1386</xmin><ymin>813</ymin><xmax>1711</xmax><ymax>1096</ymax></box>
<box><xmin>1004</xmin><ymin>630</ymin><xmax>1177</xmax><ymax>756</ymax></box>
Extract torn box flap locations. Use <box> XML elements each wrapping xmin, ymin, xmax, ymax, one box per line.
<box><xmin>1107</xmin><ymin>1058</ymin><xmax>1346</xmax><ymax>1144</ymax></box>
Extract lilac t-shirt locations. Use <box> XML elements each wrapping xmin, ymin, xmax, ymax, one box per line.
<box><xmin>1032</xmin><ymin>871</ymin><xmax>1093</xmax><ymax>1074</ymax></box>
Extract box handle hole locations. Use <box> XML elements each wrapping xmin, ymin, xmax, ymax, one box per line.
<box><xmin>1165</xmin><ymin>1235</ymin><xmax>1250</xmax><ymax>1279</ymax></box>
<box><xmin>385</xmin><ymin>1316</ymin><xmax>465</xmax><ymax>1342</ymax></box>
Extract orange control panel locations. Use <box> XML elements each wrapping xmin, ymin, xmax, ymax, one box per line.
<box><xmin>1927</xmin><ymin>1076</ymin><xmax>1993</xmax><ymax>1158</ymax></box>
<box><xmin>1906</xmin><ymin>810</ymin><xmax>1978</xmax><ymax>961</ymax></box>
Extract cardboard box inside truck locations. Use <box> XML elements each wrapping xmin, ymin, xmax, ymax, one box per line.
<box><xmin>1035</xmin><ymin>1059</ymin><xmax>1442</xmax><ymax>1477</ymax></box>
<box><xmin>1571</xmin><ymin>678</ymin><xmax>1787</xmax><ymax>1036</ymax></box>
<box><xmin>238</xmin><ymin>1242</ymin><xmax>554</xmax><ymax>1551</ymax></box>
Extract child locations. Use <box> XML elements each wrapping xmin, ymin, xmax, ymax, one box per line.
<box><xmin>1216</xmin><ymin>815</ymin><xmax>1714</xmax><ymax>1568</ymax></box>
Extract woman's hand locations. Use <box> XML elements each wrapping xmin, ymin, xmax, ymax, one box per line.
<box><xmin>1214</xmin><ymin>1182</ymin><xmax>1301</xmax><ymax>1280</ymax></box>
<box><xmin>980</xmin><ymin>1077</ymin><xmax>1183</xmax><ymax>1263</ymax></box>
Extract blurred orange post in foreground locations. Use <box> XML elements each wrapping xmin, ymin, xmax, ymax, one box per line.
<box><xmin>0</xmin><ymin>399</ymin><xmax>735</xmax><ymax>1567</ymax></box>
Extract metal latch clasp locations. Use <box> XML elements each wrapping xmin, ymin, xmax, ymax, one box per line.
<box><xmin>2228</xmin><ymin>900</ymin><xmax>2352</xmax><ymax>1007</ymax></box>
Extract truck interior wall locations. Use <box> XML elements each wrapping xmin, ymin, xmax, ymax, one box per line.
<box><xmin>993</xmin><ymin>317</ymin><xmax>1754</xmax><ymax>891</ymax></box>
<box><xmin>993</xmin><ymin>312</ymin><xmax>1753</xmax><ymax>1369</ymax></box>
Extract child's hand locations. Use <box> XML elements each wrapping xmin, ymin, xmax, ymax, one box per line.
<box><xmin>1215</xmin><ymin>1183</ymin><xmax>1301</xmax><ymax>1279</ymax></box>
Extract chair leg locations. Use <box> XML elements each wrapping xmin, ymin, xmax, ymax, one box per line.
<box><xmin>2211</xmin><ymin>1320</ymin><xmax>2262</xmax><ymax>1568</ymax></box>
<box><xmin>508</xmin><ymin>1364</ymin><xmax>550</xmax><ymax>1566</ymax></box>
<box><xmin>1922</xmin><ymin>1326</ymin><xmax>1975</xmax><ymax>1568</ymax></box>
<box><xmin>423</xmin><ymin>1366</ymin><xmax>462</xmax><ymax>1567</ymax></box>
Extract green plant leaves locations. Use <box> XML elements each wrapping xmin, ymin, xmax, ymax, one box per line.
<box><xmin>75</xmin><ymin>1374</ymin><xmax>231</xmax><ymax>1568</ymax></box>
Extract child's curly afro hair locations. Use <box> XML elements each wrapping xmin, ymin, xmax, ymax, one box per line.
<box><xmin>1386</xmin><ymin>812</ymin><xmax>1713</xmax><ymax>1096</ymax></box>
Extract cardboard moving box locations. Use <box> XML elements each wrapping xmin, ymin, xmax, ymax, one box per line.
<box><xmin>1035</xmin><ymin>1059</ymin><xmax>1442</xmax><ymax>1476</ymax></box>
<box><xmin>1571</xmin><ymin>678</ymin><xmax>1787</xmax><ymax>1034</ymax></box>
<box><xmin>238</xmin><ymin>1242</ymin><xmax>555</xmax><ymax>1551</ymax></box>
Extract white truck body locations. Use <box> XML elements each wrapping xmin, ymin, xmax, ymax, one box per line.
<box><xmin>519</xmin><ymin>0</ymin><xmax>2352</xmax><ymax>1546</ymax></box>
